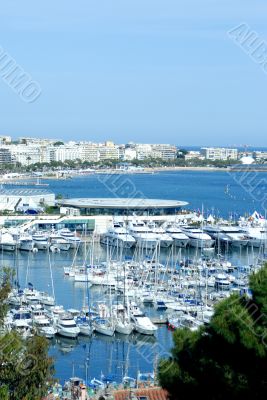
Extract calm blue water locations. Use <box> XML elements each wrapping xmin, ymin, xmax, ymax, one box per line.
<box><xmin>47</xmin><ymin>170</ymin><xmax>267</xmax><ymax>217</ymax></box>
<box><xmin>3</xmin><ymin>170</ymin><xmax>267</xmax><ymax>384</ymax></box>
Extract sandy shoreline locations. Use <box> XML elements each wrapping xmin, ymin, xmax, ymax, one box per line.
<box><xmin>1</xmin><ymin>165</ymin><xmax>266</xmax><ymax>183</ymax></box>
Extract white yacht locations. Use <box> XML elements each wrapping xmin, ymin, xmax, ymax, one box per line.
<box><xmin>0</xmin><ymin>232</ymin><xmax>16</xmax><ymax>251</ymax></box>
<box><xmin>32</xmin><ymin>231</ymin><xmax>49</xmax><ymax>250</ymax></box>
<box><xmin>93</xmin><ymin>317</ymin><xmax>115</xmax><ymax>336</ymax></box>
<box><xmin>17</xmin><ymin>234</ymin><xmax>35</xmax><ymax>251</ymax></box>
<box><xmin>165</xmin><ymin>225</ymin><xmax>190</xmax><ymax>247</ymax></box>
<box><xmin>33</xmin><ymin>316</ymin><xmax>57</xmax><ymax>338</ymax></box>
<box><xmin>81</xmin><ymin>270</ymin><xmax>117</xmax><ymax>287</ymax></box>
<box><xmin>147</xmin><ymin>223</ymin><xmax>173</xmax><ymax>248</ymax></box>
<box><xmin>128</xmin><ymin>303</ymin><xmax>157</xmax><ymax>335</ymax></box>
<box><xmin>56</xmin><ymin>313</ymin><xmax>80</xmax><ymax>338</ymax></box>
<box><xmin>22</xmin><ymin>289</ymin><xmax>41</xmax><ymax>305</ymax></box>
<box><xmin>12</xmin><ymin>320</ymin><xmax>33</xmax><ymax>338</ymax></box>
<box><xmin>113</xmin><ymin>304</ymin><xmax>133</xmax><ymax>335</ymax></box>
<box><xmin>215</xmin><ymin>273</ymin><xmax>231</xmax><ymax>290</ymax></box>
<box><xmin>12</xmin><ymin>307</ymin><xmax>32</xmax><ymax>324</ymax></box>
<box><xmin>101</xmin><ymin>224</ymin><xmax>136</xmax><ymax>248</ymax></box>
<box><xmin>59</xmin><ymin>229</ymin><xmax>82</xmax><ymax>248</ymax></box>
<box><xmin>127</xmin><ymin>221</ymin><xmax>159</xmax><ymax>250</ymax></box>
<box><xmin>168</xmin><ymin>314</ymin><xmax>203</xmax><ymax>331</ymax></box>
<box><xmin>50</xmin><ymin>230</ymin><xmax>71</xmax><ymax>251</ymax></box>
<box><xmin>180</xmin><ymin>226</ymin><xmax>214</xmax><ymax>248</ymax></box>
<box><xmin>205</xmin><ymin>226</ymin><xmax>249</xmax><ymax>248</ymax></box>
<box><xmin>92</xmin><ymin>303</ymin><xmax>115</xmax><ymax>336</ymax></box>
<box><xmin>76</xmin><ymin>317</ymin><xmax>94</xmax><ymax>336</ymax></box>
<box><xmin>39</xmin><ymin>292</ymin><xmax>55</xmax><ymax>307</ymax></box>
<box><xmin>50</xmin><ymin>239</ymin><xmax>70</xmax><ymax>252</ymax></box>
<box><xmin>241</xmin><ymin>226</ymin><xmax>267</xmax><ymax>248</ymax></box>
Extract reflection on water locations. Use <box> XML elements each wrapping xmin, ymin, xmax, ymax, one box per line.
<box><xmin>1</xmin><ymin>241</ymin><xmax>263</xmax><ymax>384</ymax></box>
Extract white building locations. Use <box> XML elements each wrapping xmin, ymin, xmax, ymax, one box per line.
<box><xmin>184</xmin><ymin>151</ymin><xmax>204</xmax><ymax>161</ymax></box>
<box><xmin>128</xmin><ymin>143</ymin><xmax>177</xmax><ymax>161</ymax></box>
<box><xmin>80</xmin><ymin>143</ymin><xmax>100</xmax><ymax>162</ymax></box>
<box><xmin>151</xmin><ymin>144</ymin><xmax>177</xmax><ymax>160</ymax></box>
<box><xmin>98</xmin><ymin>142</ymin><xmax>119</xmax><ymax>160</ymax></box>
<box><xmin>0</xmin><ymin>188</ymin><xmax>55</xmax><ymax>212</ymax></box>
<box><xmin>201</xmin><ymin>147</ymin><xmax>238</xmax><ymax>161</ymax></box>
<box><xmin>53</xmin><ymin>144</ymin><xmax>81</xmax><ymax>162</ymax></box>
<box><xmin>253</xmin><ymin>151</ymin><xmax>267</xmax><ymax>162</ymax></box>
<box><xmin>8</xmin><ymin>144</ymin><xmax>43</xmax><ymax>165</ymax></box>
<box><xmin>124</xmin><ymin>147</ymin><xmax>137</xmax><ymax>161</ymax></box>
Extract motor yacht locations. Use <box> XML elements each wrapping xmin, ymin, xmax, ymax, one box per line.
<box><xmin>59</xmin><ymin>229</ymin><xmax>82</xmax><ymax>248</ymax></box>
<box><xmin>241</xmin><ymin>226</ymin><xmax>267</xmax><ymax>248</ymax></box>
<box><xmin>32</xmin><ymin>231</ymin><xmax>49</xmax><ymax>250</ymax></box>
<box><xmin>17</xmin><ymin>233</ymin><xmax>35</xmax><ymax>251</ymax></box>
<box><xmin>0</xmin><ymin>232</ymin><xmax>16</xmax><ymax>251</ymax></box>
<box><xmin>56</xmin><ymin>313</ymin><xmax>80</xmax><ymax>338</ymax></box>
<box><xmin>147</xmin><ymin>222</ymin><xmax>173</xmax><ymax>248</ymax></box>
<box><xmin>101</xmin><ymin>223</ymin><xmax>136</xmax><ymax>248</ymax></box>
<box><xmin>165</xmin><ymin>225</ymin><xmax>190</xmax><ymax>247</ymax></box>
<box><xmin>128</xmin><ymin>302</ymin><xmax>157</xmax><ymax>335</ymax></box>
<box><xmin>127</xmin><ymin>221</ymin><xmax>159</xmax><ymax>250</ymax></box>
<box><xmin>33</xmin><ymin>317</ymin><xmax>57</xmax><ymax>338</ymax></box>
<box><xmin>180</xmin><ymin>226</ymin><xmax>214</xmax><ymax>248</ymax></box>
<box><xmin>12</xmin><ymin>320</ymin><xmax>33</xmax><ymax>338</ymax></box>
<box><xmin>215</xmin><ymin>273</ymin><xmax>231</xmax><ymax>290</ymax></box>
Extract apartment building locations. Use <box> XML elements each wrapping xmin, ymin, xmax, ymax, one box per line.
<box><xmin>201</xmin><ymin>147</ymin><xmax>238</xmax><ymax>161</ymax></box>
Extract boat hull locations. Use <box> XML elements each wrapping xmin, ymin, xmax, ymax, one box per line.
<box><xmin>57</xmin><ymin>328</ymin><xmax>80</xmax><ymax>338</ymax></box>
<box><xmin>0</xmin><ymin>244</ymin><xmax>16</xmax><ymax>251</ymax></box>
<box><xmin>115</xmin><ymin>322</ymin><xmax>133</xmax><ymax>335</ymax></box>
<box><xmin>94</xmin><ymin>325</ymin><xmax>114</xmax><ymax>336</ymax></box>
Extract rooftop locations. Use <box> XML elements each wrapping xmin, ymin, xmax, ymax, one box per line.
<box><xmin>59</xmin><ymin>197</ymin><xmax>188</xmax><ymax>209</ymax></box>
<box><xmin>114</xmin><ymin>387</ymin><xmax>168</xmax><ymax>400</ymax></box>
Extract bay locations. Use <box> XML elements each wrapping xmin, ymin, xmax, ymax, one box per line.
<box><xmin>2</xmin><ymin>170</ymin><xmax>266</xmax><ymax>384</ymax></box>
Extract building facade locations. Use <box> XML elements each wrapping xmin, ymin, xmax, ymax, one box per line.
<box><xmin>0</xmin><ymin>148</ymin><xmax>12</xmax><ymax>164</ymax></box>
<box><xmin>201</xmin><ymin>147</ymin><xmax>238</xmax><ymax>161</ymax></box>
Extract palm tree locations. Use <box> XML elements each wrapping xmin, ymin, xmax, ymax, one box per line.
<box><xmin>26</xmin><ymin>156</ymin><xmax>32</xmax><ymax>167</ymax></box>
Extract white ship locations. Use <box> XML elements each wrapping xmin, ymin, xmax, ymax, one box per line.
<box><xmin>17</xmin><ymin>234</ymin><xmax>35</xmax><ymax>251</ymax></box>
<box><xmin>0</xmin><ymin>232</ymin><xmax>16</xmax><ymax>251</ymax></box>
<box><xmin>59</xmin><ymin>229</ymin><xmax>82</xmax><ymax>248</ymax></box>
<box><xmin>32</xmin><ymin>231</ymin><xmax>49</xmax><ymax>250</ymax></box>
<box><xmin>181</xmin><ymin>226</ymin><xmax>214</xmax><ymax>248</ymax></box>
<box><xmin>127</xmin><ymin>221</ymin><xmax>159</xmax><ymax>250</ymax></box>
<box><xmin>101</xmin><ymin>223</ymin><xmax>136</xmax><ymax>248</ymax></box>
<box><xmin>165</xmin><ymin>225</ymin><xmax>190</xmax><ymax>247</ymax></box>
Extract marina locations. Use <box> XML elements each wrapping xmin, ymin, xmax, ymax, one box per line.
<box><xmin>1</xmin><ymin>171</ymin><xmax>267</xmax><ymax>393</ymax></box>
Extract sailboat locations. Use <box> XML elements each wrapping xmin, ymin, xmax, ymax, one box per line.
<box><xmin>93</xmin><ymin>304</ymin><xmax>115</xmax><ymax>336</ymax></box>
<box><xmin>113</xmin><ymin>250</ymin><xmax>133</xmax><ymax>335</ymax></box>
<box><xmin>76</xmin><ymin>231</ymin><xmax>94</xmax><ymax>336</ymax></box>
<box><xmin>93</xmin><ymin>244</ymin><xmax>115</xmax><ymax>336</ymax></box>
<box><xmin>113</xmin><ymin>306</ymin><xmax>133</xmax><ymax>335</ymax></box>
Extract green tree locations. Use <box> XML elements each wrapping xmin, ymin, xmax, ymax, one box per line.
<box><xmin>159</xmin><ymin>264</ymin><xmax>267</xmax><ymax>400</ymax></box>
<box><xmin>53</xmin><ymin>141</ymin><xmax>64</xmax><ymax>146</ymax></box>
<box><xmin>0</xmin><ymin>269</ymin><xmax>54</xmax><ymax>399</ymax></box>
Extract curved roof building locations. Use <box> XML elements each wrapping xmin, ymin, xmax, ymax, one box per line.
<box><xmin>58</xmin><ymin>197</ymin><xmax>188</xmax><ymax>216</ymax></box>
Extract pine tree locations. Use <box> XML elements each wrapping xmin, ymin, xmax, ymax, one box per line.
<box><xmin>159</xmin><ymin>264</ymin><xmax>267</xmax><ymax>400</ymax></box>
<box><xmin>0</xmin><ymin>268</ymin><xmax>54</xmax><ymax>399</ymax></box>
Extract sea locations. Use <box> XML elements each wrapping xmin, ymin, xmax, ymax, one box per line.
<box><xmin>1</xmin><ymin>170</ymin><xmax>267</xmax><ymax>384</ymax></box>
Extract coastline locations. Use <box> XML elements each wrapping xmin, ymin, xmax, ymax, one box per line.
<box><xmin>1</xmin><ymin>165</ymin><xmax>267</xmax><ymax>183</ymax></box>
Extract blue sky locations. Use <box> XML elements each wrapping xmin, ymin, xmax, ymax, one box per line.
<box><xmin>0</xmin><ymin>0</ymin><xmax>267</xmax><ymax>146</ymax></box>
